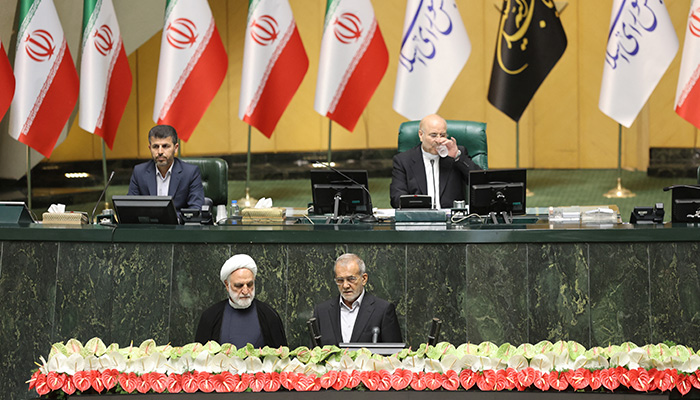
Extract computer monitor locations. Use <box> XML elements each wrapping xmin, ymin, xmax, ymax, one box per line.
<box><xmin>310</xmin><ymin>170</ymin><xmax>373</xmax><ymax>216</ymax></box>
<box><xmin>469</xmin><ymin>169</ymin><xmax>527</xmax><ymax>216</ymax></box>
<box><xmin>112</xmin><ymin>195</ymin><xmax>179</xmax><ymax>224</ymax></box>
<box><xmin>665</xmin><ymin>185</ymin><xmax>700</xmax><ymax>222</ymax></box>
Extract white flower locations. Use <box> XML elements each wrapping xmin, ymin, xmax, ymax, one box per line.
<box><xmin>529</xmin><ymin>354</ymin><xmax>554</xmax><ymax>372</ymax></box>
<box><xmin>507</xmin><ymin>355</ymin><xmax>529</xmax><ymax>371</ymax></box>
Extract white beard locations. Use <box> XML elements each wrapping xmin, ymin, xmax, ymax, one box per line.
<box><xmin>228</xmin><ymin>286</ymin><xmax>255</xmax><ymax>309</ymax></box>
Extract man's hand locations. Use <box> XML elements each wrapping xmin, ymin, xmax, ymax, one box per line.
<box><xmin>436</xmin><ymin>137</ymin><xmax>459</xmax><ymax>158</ymax></box>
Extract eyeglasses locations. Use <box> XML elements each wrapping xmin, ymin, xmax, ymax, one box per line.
<box><xmin>334</xmin><ymin>276</ymin><xmax>359</xmax><ymax>285</ymax></box>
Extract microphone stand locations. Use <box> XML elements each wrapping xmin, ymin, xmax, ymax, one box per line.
<box><xmin>91</xmin><ymin>171</ymin><xmax>115</xmax><ymax>224</ymax></box>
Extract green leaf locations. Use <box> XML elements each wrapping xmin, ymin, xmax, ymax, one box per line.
<box><xmin>139</xmin><ymin>339</ymin><xmax>158</xmax><ymax>357</ymax></box>
<box><xmin>568</xmin><ymin>341</ymin><xmax>585</xmax><ymax>361</ymax></box>
<box><xmin>202</xmin><ymin>341</ymin><xmax>222</xmax><ymax>354</ymax></box>
<box><xmin>49</xmin><ymin>342</ymin><xmax>68</xmax><ymax>358</ymax></box>
<box><xmin>65</xmin><ymin>338</ymin><xmax>84</xmax><ymax>355</ymax></box>
<box><xmin>516</xmin><ymin>343</ymin><xmax>535</xmax><ymax>359</ymax></box>
<box><xmin>670</xmin><ymin>345</ymin><xmax>693</xmax><ymax>361</ymax></box>
<box><xmin>456</xmin><ymin>343</ymin><xmax>479</xmax><ymax>355</ymax></box>
<box><xmin>476</xmin><ymin>341</ymin><xmax>497</xmax><ymax>357</ymax></box>
<box><xmin>84</xmin><ymin>337</ymin><xmax>107</xmax><ymax>356</ymax></box>
<box><xmin>295</xmin><ymin>347</ymin><xmax>312</xmax><ymax>364</ymax></box>
<box><xmin>534</xmin><ymin>340</ymin><xmax>553</xmax><ymax>354</ymax></box>
<box><xmin>495</xmin><ymin>343</ymin><xmax>516</xmax><ymax>360</ymax></box>
<box><xmin>220</xmin><ymin>343</ymin><xmax>237</xmax><ymax>357</ymax></box>
<box><xmin>409</xmin><ymin>343</ymin><xmax>428</xmax><ymax>358</ymax></box>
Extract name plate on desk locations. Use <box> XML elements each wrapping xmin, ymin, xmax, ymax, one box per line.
<box><xmin>395</xmin><ymin>209</ymin><xmax>447</xmax><ymax>222</ymax></box>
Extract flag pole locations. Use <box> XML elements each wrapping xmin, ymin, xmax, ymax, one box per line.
<box><xmin>327</xmin><ymin>119</ymin><xmax>332</xmax><ymax>163</ymax></box>
<box><xmin>603</xmin><ymin>123</ymin><xmax>635</xmax><ymax>198</ymax></box>
<box><xmin>239</xmin><ymin>124</ymin><xmax>257</xmax><ymax>208</ymax></box>
<box><xmin>516</xmin><ymin>121</ymin><xmax>534</xmax><ymax>196</ymax></box>
<box><xmin>101</xmin><ymin>140</ymin><xmax>109</xmax><ymax>210</ymax></box>
<box><xmin>26</xmin><ymin>146</ymin><xmax>32</xmax><ymax>210</ymax></box>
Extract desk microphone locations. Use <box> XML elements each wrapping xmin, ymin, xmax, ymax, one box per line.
<box><xmin>90</xmin><ymin>171</ymin><xmax>115</xmax><ymax>224</ymax></box>
<box><xmin>313</xmin><ymin>161</ymin><xmax>377</xmax><ymax>222</ymax></box>
<box><xmin>307</xmin><ymin>318</ymin><xmax>322</xmax><ymax>347</ymax></box>
<box><xmin>371</xmin><ymin>326</ymin><xmax>380</xmax><ymax>343</ymax></box>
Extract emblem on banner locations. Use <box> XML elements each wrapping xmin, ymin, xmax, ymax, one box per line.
<box><xmin>24</xmin><ymin>29</ymin><xmax>55</xmax><ymax>62</ymax></box>
<box><xmin>93</xmin><ymin>25</ymin><xmax>114</xmax><ymax>56</ymax></box>
<box><xmin>250</xmin><ymin>15</ymin><xmax>279</xmax><ymax>46</ymax></box>
<box><xmin>166</xmin><ymin>18</ymin><xmax>198</xmax><ymax>49</ymax></box>
<box><xmin>690</xmin><ymin>7</ymin><xmax>700</xmax><ymax>38</ymax></box>
<box><xmin>333</xmin><ymin>12</ymin><xmax>362</xmax><ymax>44</ymax></box>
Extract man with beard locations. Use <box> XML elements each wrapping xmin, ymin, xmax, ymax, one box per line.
<box><xmin>127</xmin><ymin>124</ymin><xmax>204</xmax><ymax>213</ymax></box>
<box><xmin>195</xmin><ymin>254</ymin><xmax>287</xmax><ymax>348</ymax></box>
<box><xmin>312</xmin><ymin>253</ymin><xmax>402</xmax><ymax>346</ymax></box>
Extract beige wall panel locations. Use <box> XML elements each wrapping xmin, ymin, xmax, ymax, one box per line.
<box><xmin>578</xmin><ymin>0</ymin><xmax>619</xmax><ymax>169</ymax></box>
<box><xmin>530</xmin><ymin>2</ymin><xmax>579</xmax><ymax>169</ymax></box>
<box><xmin>136</xmin><ymin>33</ymin><xmax>161</xmax><ymax>159</ymax></box>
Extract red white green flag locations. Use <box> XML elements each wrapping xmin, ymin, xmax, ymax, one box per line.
<box><xmin>239</xmin><ymin>0</ymin><xmax>309</xmax><ymax>137</ymax></box>
<box><xmin>0</xmin><ymin>41</ymin><xmax>14</xmax><ymax>121</ymax></box>
<box><xmin>8</xmin><ymin>0</ymin><xmax>79</xmax><ymax>158</ymax></box>
<box><xmin>153</xmin><ymin>0</ymin><xmax>228</xmax><ymax>142</ymax></box>
<box><xmin>79</xmin><ymin>0</ymin><xmax>132</xmax><ymax>149</ymax></box>
<box><xmin>314</xmin><ymin>0</ymin><xmax>388</xmax><ymax>132</ymax></box>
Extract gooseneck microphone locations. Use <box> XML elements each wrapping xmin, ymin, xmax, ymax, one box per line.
<box><xmin>314</xmin><ymin>161</ymin><xmax>377</xmax><ymax>222</ymax></box>
<box><xmin>91</xmin><ymin>171</ymin><xmax>115</xmax><ymax>224</ymax></box>
<box><xmin>371</xmin><ymin>326</ymin><xmax>380</xmax><ymax>344</ymax></box>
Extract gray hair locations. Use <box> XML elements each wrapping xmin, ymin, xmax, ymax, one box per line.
<box><xmin>335</xmin><ymin>253</ymin><xmax>366</xmax><ymax>275</ymax></box>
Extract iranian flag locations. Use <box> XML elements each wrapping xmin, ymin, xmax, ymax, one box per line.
<box><xmin>239</xmin><ymin>0</ymin><xmax>309</xmax><ymax>137</ymax></box>
<box><xmin>314</xmin><ymin>0</ymin><xmax>388</xmax><ymax>132</ymax></box>
<box><xmin>676</xmin><ymin>0</ymin><xmax>700</xmax><ymax>129</ymax></box>
<box><xmin>0</xmin><ymin>41</ymin><xmax>13</xmax><ymax>121</ymax></box>
<box><xmin>153</xmin><ymin>0</ymin><xmax>228</xmax><ymax>142</ymax></box>
<box><xmin>8</xmin><ymin>0</ymin><xmax>79</xmax><ymax>158</ymax></box>
<box><xmin>79</xmin><ymin>0</ymin><xmax>132</xmax><ymax>150</ymax></box>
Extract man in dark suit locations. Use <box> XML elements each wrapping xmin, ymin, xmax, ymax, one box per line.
<box><xmin>390</xmin><ymin>114</ymin><xmax>480</xmax><ymax>209</ymax></box>
<box><xmin>313</xmin><ymin>253</ymin><xmax>402</xmax><ymax>346</ymax></box>
<box><xmin>127</xmin><ymin>125</ymin><xmax>204</xmax><ymax>211</ymax></box>
<box><xmin>195</xmin><ymin>254</ymin><xmax>287</xmax><ymax>348</ymax></box>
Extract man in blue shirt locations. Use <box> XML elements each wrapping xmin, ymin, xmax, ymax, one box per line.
<box><xmin>195</xmin><ymin>254</ymin><xmax>287</xmax><ymax>347</ymax></box>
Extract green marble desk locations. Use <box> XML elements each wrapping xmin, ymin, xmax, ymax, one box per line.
<box><xmin>2</xmin><ymin>221</ymin><xmax>700</xmax><ymax>400</ymax></box>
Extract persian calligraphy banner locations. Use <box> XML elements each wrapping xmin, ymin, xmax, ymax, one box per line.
<box><xmin>487</xmin><ymin>0</ymin><xmax>567</xmax><ymax>122</ymax></box>
<box><xmin>0</xmin><ymin>41</ymin><xmax>13</xmax><ymax>121</ymax></box>
<box><xmin>393</xmin><ymin>0</ymin><xmax>470</xmax><ymax>121</ymax></box>
<box><xmin>675</xmin><ymin>0</ymin><xmax>700</xmax><ymax>130</ymax></box>
<box><xmin>314</xmin><ymin>0</ymin><xmax>388</xmax><ymax>132</ymax></box>
<box><xmin>239</xmin><ymin>0</ymin><xmax>309</xmax><ymax>138</ymax></box>
<box><xmin>153</xmin><ymin>0</ymin><xmax>228</xmax><ymax>142</ymax></box>
<box><xmin>8</xmin><ymin>0</ymin><xmax>79</xmax><ymax>158</ymax></box>
<box><xmin>79</xmin><ymin>0</ymin><xmax>132</xmax><ymax>150</ymax></box>
<box><xmin>599</xmin><ymin>0</ymin><xmax>678</xmax><ymax>128</ymax></box>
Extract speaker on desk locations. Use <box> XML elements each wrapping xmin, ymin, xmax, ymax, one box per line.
<box><xmin>0</xmin><ymin>202</ymin><xmax>36</xmax><ymax>225</ymax></box>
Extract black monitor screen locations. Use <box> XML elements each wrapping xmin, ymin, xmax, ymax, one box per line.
<box><xmin>113</xmin><ymin>195</ymin><xmax>179</xmax><ymax>224</ymax></box>
<box><xmin>310</xmin><ymin>170</ymin><xmax>372</xmax><ymax>216</ymax></box>
<box><xmin>668</xmin><ymin>185</ymin><xmax>700</xmax><ymax>222</ymax></box>
<box><xmin>469</xmin><ymin>169</ymin><xmax>527</xmax><ymax>216</ymax></box>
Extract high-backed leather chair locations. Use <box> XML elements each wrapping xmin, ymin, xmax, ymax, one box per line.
<box><xmin>182</xmin><ymin>157</ymin><xmax>228</xmax><ymax>207</ymax></box>
<box><xmin>697</xmin><ymin>166</ymin><xmax>700</xmax><ymax>184</ymax></box>
<box><xmin>397</xmin><ymin>120</ymin><xmax>488</xmax><ymax>170</ymax></box>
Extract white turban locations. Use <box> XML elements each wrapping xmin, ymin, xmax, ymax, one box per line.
<box><xmin>220</xmin><ymin>254</ymin><xmax>257</xmax><ymax>283</ymax></box>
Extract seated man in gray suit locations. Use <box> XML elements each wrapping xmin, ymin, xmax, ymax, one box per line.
<box><xmin>312</xmin><ymin>253</ymin><xmax>402</xmax><ymax>346</ymax></box>
<box><xmin>127</xmin><ymin>124</ymin><xmax>204</xmax><ymax>212</ymax></box>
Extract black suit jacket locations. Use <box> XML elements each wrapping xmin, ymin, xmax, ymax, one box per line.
<box><xmin>195</xmin><ymin>299</ymin><xmax>288</xmax><ymax>348</ymax></box>
<box><xmin>389</xmin><ymin>144</ymin><xmax>479</xmax><ymax>209</ymax></box>
<box><xmin>127</xmin><ymin>158</ymin><xmax>204</xmax><ymax>211</ymax></box>
<box><xmin>312</xmin><ymin>292</ymin><xmax>402</xmax><ymax>346</ymax></box>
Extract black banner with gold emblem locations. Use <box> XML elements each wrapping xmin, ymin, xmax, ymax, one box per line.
<box><xmin>487</xmin><ymin>0</ymin><xmax>567</xmax><ymax>122</ymax></box>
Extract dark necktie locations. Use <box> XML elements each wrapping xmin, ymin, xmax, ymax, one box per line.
<box><xmin>431</xmin><ymin>159</ymin><xmax>437</xmax><ymax>209</ymax></box>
